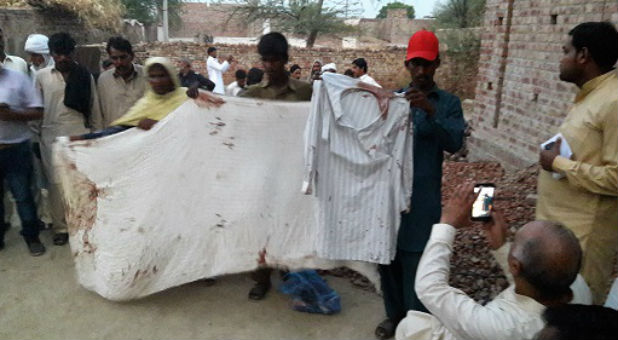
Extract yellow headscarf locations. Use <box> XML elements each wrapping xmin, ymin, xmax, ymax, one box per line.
<box><xmin>111</xmin><ymin>57</ymin><xmax>188</xmax><ymax>127</ymax></box>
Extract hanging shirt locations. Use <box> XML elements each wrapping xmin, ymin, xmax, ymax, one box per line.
<box><xmin>396</xmin><ymin>223</ymin><xmax>592</xmax><ymax>340</ymax></box>
<box><xmin>536</xmin><ymin>70</ymin><xmax>618</xmax><ymax>304</ymax></box>
<box><xmin>303</xmin><ymin>72</ymin><xmax>413</xmax><ymax>264</ymax></box>
<box><xmin>97</xmin><ymin>64</ymin><xmax>146</xmax><ymax>127</ymax></box>
<box><xmin>0</xmin><ymin>68</ymin><xmax>42</xmax><ymax>143</ymax></box>
<box><xmin>0</xmin><ymin>54</ymin><xmax>28</xmax><ymax>74</ymax></box>
<box><xmin>359</xmin><ymin>73</ymin><xmax>381</xmax><ymax>88</ymax></box>
<box><xmin>207</xmin><ymin>56</ymin><xmax>230</xmax><ymax>95</ymax></box>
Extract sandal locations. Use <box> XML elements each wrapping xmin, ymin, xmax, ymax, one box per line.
<box><xmin>375</xmin><ymin>318</ymin><xmax>396</xmax><ymax>340</ymax></box>
<box><xmin>248</xmin><ymin>282</ymin><xmax>271</xmax><ymax>300</ymax></box>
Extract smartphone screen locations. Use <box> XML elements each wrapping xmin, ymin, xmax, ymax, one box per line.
<box><xmin>472</xmin><ymin>184</ymin><xmax>495</xmax><ymax>220</ymax></box>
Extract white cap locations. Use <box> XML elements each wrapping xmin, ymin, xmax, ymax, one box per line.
<box><xmin>321</xmin><ymin>63</ymin><xmax>337</xmax><ymax>73</ymax></box>
<box><xmin>24</xmin><ymin>34</ymin><xmax>49</xmax><ymax>55</ymax></box>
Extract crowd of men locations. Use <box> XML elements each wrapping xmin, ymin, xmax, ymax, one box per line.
<box><xmin>0</xmin><ymin>20</ymin><xmax>617</xmax><ymax>340</ymax></box>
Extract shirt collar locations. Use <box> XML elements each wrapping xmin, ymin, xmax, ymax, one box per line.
<box><xmin>259</xmin><ymin>77</ymin><xmax>299</xmax><ymax>92</ymax></box>
<box><xmin>113</xmin><ymin>64</ymin><xmax>139</xmax><ymax>80</ymax></box>
<box><xmin>575</xmin><ymin>69</ymin><xmax>616</xmax><ymax>103</ymax></box>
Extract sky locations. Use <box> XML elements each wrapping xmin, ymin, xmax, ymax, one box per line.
<box><xmin>190</xmin><ymin>1</ymin><xmax>441</xmax><ymax>19</ymax></box>
<box><xmin>361</xmin><ymin>0</ymin><xmax>440</xmax><ymax>18</ymax></box>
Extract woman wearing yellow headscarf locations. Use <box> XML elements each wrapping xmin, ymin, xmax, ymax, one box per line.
<box><xmin>72</xmin><ymin>57</ymin><xmax>223</xmax><ymax>140</ymax></box>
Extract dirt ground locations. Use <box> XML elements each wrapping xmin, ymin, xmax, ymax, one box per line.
<box><xmin>0</xmin><ymin>228</ymin><xmax>384</xmax><ymax>340</ymax></box>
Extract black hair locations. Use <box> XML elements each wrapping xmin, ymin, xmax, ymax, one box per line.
<box><xmin>569</xmin><ymin>22</ymin><xmax>618</xmax><ymax>72</ymax></box>
<box><xmin>290</xmin><ymin>64</ymin><xmax>301</xmax><ymax>73</ymax></box>
<box><xmin>106</xmin><ymin>36</ymin><xmax>133</xmax><ymax>56</ymax></box>
<box><xmin>246</xmin><ymin>67</ymin><xmax>264</xmax><ymax>86</ymax></box>
<box><xmin>101</xmin><ymin>59</ymin><xmax>113</xmax><ymax>68</ymax></box>
<box><xmin>518</xmin><ymin>222</ymin><xmax>582</xmax><ymax>300</ymax></box>
<box><xmin>344</xmin><ymin>69</ymin><xmax>354</xmax><ymax>77</ymax></box>
<box><xmin>207</xmin><ymin>47</ymin><xmax>216</xmax><ymax>54</ymax></box>
<box><xmin>48</xmin><ymin>32</ymin><xmax>76</xmax><ymax>55</ymax></box>
<box><xmin>235</xmin><ymin>69</ymin><xmax>247</xmax><ymax>79</ymax></box>
<box><xmin>538</xmin><ymin>304</ymin><xmax>618</xmax><ymax>340</ymax></box>
<box><xmin>257</xmin><ymin>32</ymin><xmax>289</xmax><ymax>62</ymax></box>
<box><xmin>352</xmin><ymin>58</ymin><xmax>368</xmax><ymax>73</ymax></box>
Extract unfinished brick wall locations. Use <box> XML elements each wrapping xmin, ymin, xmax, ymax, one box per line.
<box><xmin>171</xmin><ymin>3</ymin><xmax>260</xmax><ymax>39</ymax></box>
<box><xmin>469</xmin><ymin>0</ymin><xmax>618</xmax><ymax>169</ymax></box>
<box><xmin>121</xmin><ymin>39</ymin><xmax>477</xmax><ymax>98</ymax></box>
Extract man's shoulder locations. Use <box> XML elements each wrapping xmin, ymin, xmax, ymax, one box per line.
<box><xmin>97</xmin><ymin>68</ymin><xmax>115</xmax><ymax>83</ymax></box>
<box><xmin>239</xmin><ymin>84</ymin><xmax>263</xmax><ymax>98</ymax></box>
<box><xmin>0</xmin><ymin>67</ymin><xmax>28</xmax><ymax>83</ymax></box>
<box><xmin>434</xmin><ymin>87</ymin><xmax>461</xmax><ymax>103</ymax></box>
<box><xmin>289</xmin><ymin>78</ymin><xmax>313</xmax><ymax>100</ymax></box>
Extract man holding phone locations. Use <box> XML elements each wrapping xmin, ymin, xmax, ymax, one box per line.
<box><xmin>375</xmin><ymin>30</ymin><xmax>465</xmax><ymax>339</ymax></box>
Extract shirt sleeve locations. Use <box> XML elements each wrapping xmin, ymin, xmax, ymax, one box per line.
<box><xmin>415</xmin><ymin>223</ymin><xmax>517</xmax><ymax>340</ymax></box>
<box><xmin>89</xmin><ymin>76</ymin><xmax>104</xmax><ymax>131</ymax></box>
<box><xmin>197</xmin><ymin>74</ymin><xmax>215</xmax><ymax>91</ymax></box>
<box><xmin>414</xmin><ymin>95</ymin><xmax>465</xmax><ymax>153</ymax></box>
<box><xmin>20</xmin><ymin>73</ymin><xmax>43</xmax><ymax>109</ymax></box>
<box><xmin>208</xmin><ymin>58</ymin><xmax>230</xmax><ymax>72</ymax></box>
<box><xmin>552</xmin><ymin>108</ymin><xmax>618</xmax><ymax>197</ymax></box>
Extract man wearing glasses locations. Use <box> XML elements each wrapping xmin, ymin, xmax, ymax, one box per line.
<box><xmin>97</xmin><ymin>36</ymin><xmax>146</xmax><ymax>128</ymax></box>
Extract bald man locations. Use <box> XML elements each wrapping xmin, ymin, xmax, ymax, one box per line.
<box><xmin>395</xmin><ymin>183</ymin><xmax>591</xmax><ymax>340</ymax></box>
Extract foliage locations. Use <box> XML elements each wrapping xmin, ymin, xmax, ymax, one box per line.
<box><xmin>227</xmin><ymin>0</ymin><xmax>359</xmax><ymax>48</ymax></box>
<box><xmin>433</xmin><ymin>0</ymin><xmax>485</xmax><ymax>28</ymax></box>
<box><xmin>1</xmin><ymin>0</ymin><xmax>125</xmax><ymax>30</ymax></box>
<box><xmin>376</xmin><ymin>1</ymin><xmax>414</xmax><ymax>19</ymax></box>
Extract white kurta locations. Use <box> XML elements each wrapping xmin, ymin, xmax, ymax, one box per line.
<box><xmin>359</xmin><ymin>73</ymin><xmax>381</xmax><ymax>88</ymax></box>
<box><xmin>303</xmin><ymin>73</ymin><xmax>413</xmax><ymax>264</ymax></box>
<box><xmin>396</xmin><ymin>223</ymin><xmax>592</xmax><ymax>340</ymax></box>
<box><xmin>207</xmin><ymin>56</ymin><xmax>230</xmax><ymax>95</ymax></box>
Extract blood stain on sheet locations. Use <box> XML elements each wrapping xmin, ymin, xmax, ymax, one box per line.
<box><xmin>257</xmin><ymin>248</ymin><xmax>267</xmax><ymax>265</ymax></box>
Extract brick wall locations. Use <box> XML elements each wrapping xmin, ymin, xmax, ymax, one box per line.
<box><xmin>171</xmin><ymin>3</ymin><xmax>261</xmax><ymax>39</ymax></box>
<box><xmin>119</xmin><ymin>39</ymin><xmax>476</xmax><ymax>98</ymax></box>
<box><xmin>469</xmin><ymin>0</ymin><xmax>618</xmax><ymax>169</ymax></box>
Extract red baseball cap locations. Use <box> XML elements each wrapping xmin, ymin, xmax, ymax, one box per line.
<box><xmin>406</xmin><ymin>30</ymin><xmax>439</xmax><ymax>62</ymax></box>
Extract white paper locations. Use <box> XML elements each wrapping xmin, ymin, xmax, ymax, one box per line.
<box><xmin>540</xmin><ymin>133</ymin><xmax>572</xmax><ymax>179</ymax></box>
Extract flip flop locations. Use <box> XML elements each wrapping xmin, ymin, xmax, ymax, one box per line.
<box><xmin>248</xmin><ymin>282</ymin><xmax>271</xmax><ymax>300</ymax></box>
<box><xmin>375</xmin><ymin>319</ymin><xmax>396</xmax><ymax>340</ymax></box>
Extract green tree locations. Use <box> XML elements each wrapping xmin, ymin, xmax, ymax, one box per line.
<box><xmin>433</xmin><ymin>0</ymin><xmax>485</xmax><ymax>28</ymax></box>
<box><xmin>376</xmin><ymin>1</ymin><xmax>415</xmax><ymax>19</ymax></box>
<box><xmin>120</xmin><ymin>0</ymin><xmax>183</xmax><ymax>27</ymax></box>
<box><xmin>229</xmin><ymin>0</ymin><xmax>359</xmax><ymax>48</ymax></box>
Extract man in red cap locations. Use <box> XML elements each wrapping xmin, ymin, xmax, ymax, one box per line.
<box><xmin>375</xmin><ymin>29</ymin><xmax>465</xmax><ymax>339</ymax></box>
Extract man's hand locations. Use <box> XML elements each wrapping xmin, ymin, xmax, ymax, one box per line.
<box><xmin>439</xmin><ymin>182</ymin><xmax>478</xmax><ymax>229</ymax></box>
<box><xmin>540</xmin><ymin>138</ymin><xmax>561</xmax><ymax>172</ymax></box>
<box><xmin>482</xmin><ymin>209</ymin><xmax>508</xmax><ymax>250</ymax></box>
<box><xmin>405</xmin><ymin>87</ymin><xmax>435</xmax><ymax>116</ymax></box>
<box><xmin>194</xmin><ymin>90</ymin><xmax>225</xmax><ymax>108</ymax></box>
<box><xmin>137</xmin><ymin>118</ymin><xmax>158</xmax><ymax>130</ymax></box>
<box><xmin>186</xmin><ymin>83</ymin><xmax>200</xmax><ymax>99</ymax></box>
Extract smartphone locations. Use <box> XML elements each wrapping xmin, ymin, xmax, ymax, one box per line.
<box><xmin>472</xmin><ymin>183</ymin><xmax>495</xmax><ymax>222</ymax></box>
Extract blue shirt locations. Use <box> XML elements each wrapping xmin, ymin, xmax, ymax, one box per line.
<box><xmin>397</xmin><ymin>85</ymin><xmax>465</xmax><ymax>252</ymax></box>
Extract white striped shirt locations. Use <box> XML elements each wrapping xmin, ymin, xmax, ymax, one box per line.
<box><xmin>303</xmin><ymin>72</ymin><xmax>413</xmax><ymax>264</ymax></box>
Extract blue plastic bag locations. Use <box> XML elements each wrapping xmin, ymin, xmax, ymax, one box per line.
<box><xmin>279</xmin><ymin>270</ymin><xmax>341</xmax><ymax>315</ymax></box>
